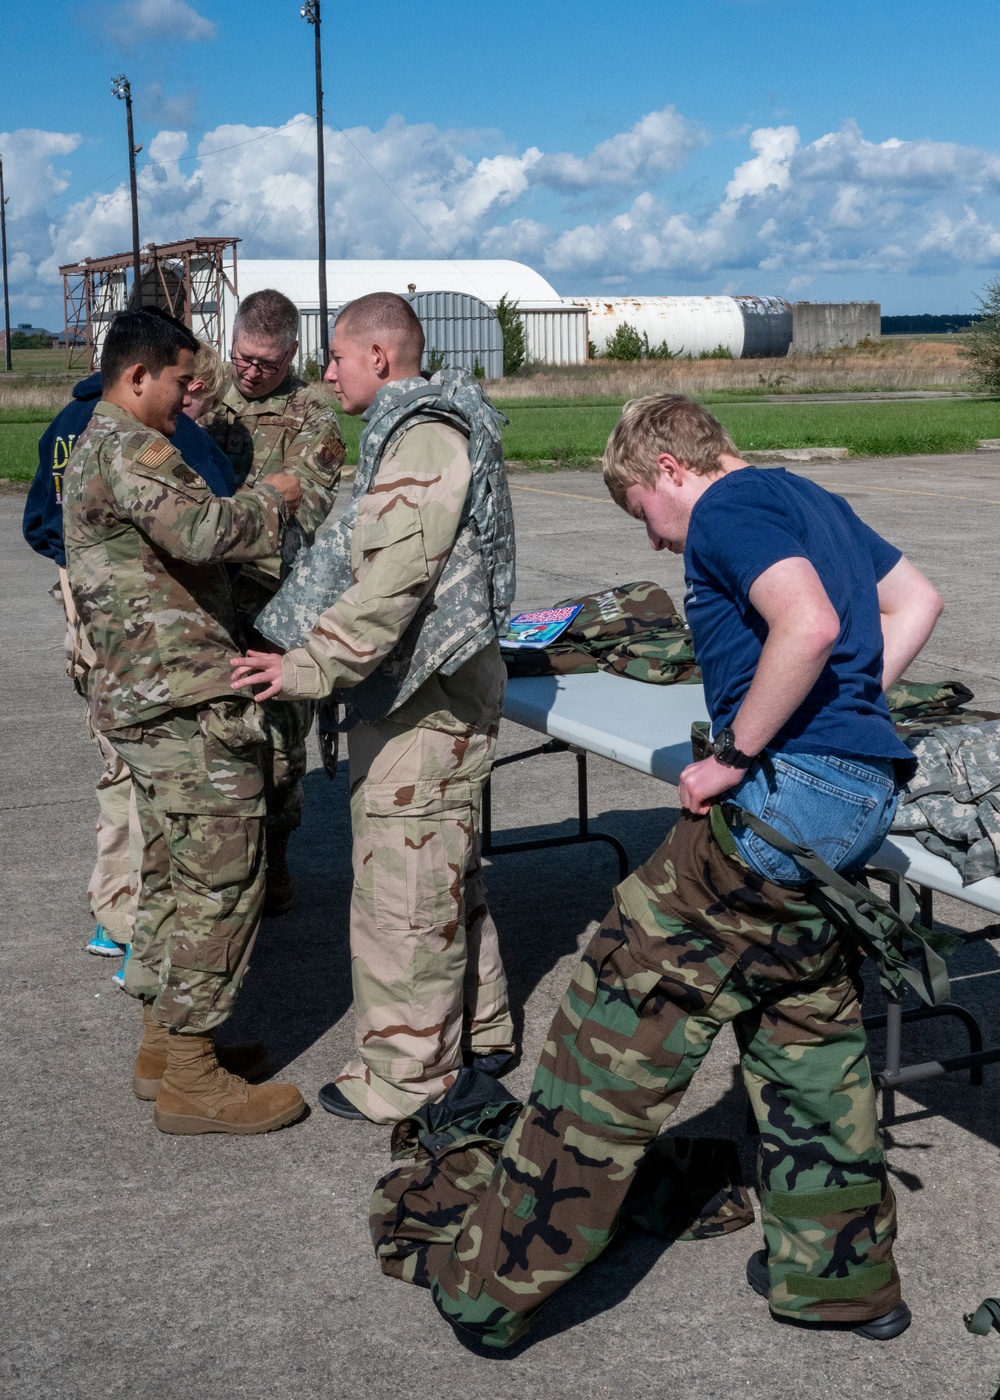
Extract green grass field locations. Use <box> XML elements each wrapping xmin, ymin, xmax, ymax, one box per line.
<box><xmin>497</xmin><ymin>397</ymin><xmax>1000</xmax><ymax>463</ymax></box>
<box><xmin>4</xmin><ymin>396</ymin><xmax>1000</xmax><ymax>481</ymax></box>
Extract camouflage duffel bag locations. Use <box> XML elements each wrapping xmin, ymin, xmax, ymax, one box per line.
<box><xmin>369</xmin><ymin>1068</ymin><xmax>755</xmax><ymax>1293</ymax></box>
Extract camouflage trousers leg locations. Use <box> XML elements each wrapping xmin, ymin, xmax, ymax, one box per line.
<box><xmin>261</xmin><ymin>697</ymin><xmax>314</xmax><ymax>835</ymax></box>
<box><xmin>336</xmin><ymin>718</ymin><xmax>514</xmax><ymax>1124</ymax></box>
<box><xmin>109</xmin><ymin>700</ymin><xmax>267</xmax><ymax>1033</ymax></box>
<box><xmin>432</xmin><ymin>811</ymin><xmax>899</xmax><ymax>1347</ymax></box>
<box><xmin>86</xmin><ymin>715</ymin><xmax>140</xmax><ymax>942</ymax></box>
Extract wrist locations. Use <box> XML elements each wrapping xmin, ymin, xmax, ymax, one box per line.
<box><xmin>712</xmin><ymin>725</ymin><xmax>757</xmax><ymax>770</ymax></box>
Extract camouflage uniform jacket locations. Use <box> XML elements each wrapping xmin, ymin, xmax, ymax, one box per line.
<box><xmin>62</xmin><ymin>400</ymin><xmax>287</xmax><ymax>733</ymax></box>
<box><xmin>203</xmin><ymin>371</ymin><xmax>345</xmax><ymax>615</ymax></box>
<box><xmin>273</xmin><ymin>413</ymin><xmax>506</xmax><ymax>731</ymax></box>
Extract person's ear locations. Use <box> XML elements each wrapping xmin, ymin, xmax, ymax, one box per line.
<box><xmin>127</xmin><ymin>362</ymin><xmax>149</xmax><ymax>398</ymax></box>
<box><xmin>656</xmin><ymin>451</ymin><xmax>684</xmax><ymax>484</ymax></box>
<box><xmin>371</xmin><ymin>340</ymin><xmax>391</xmax><ymax>378</ymax></box>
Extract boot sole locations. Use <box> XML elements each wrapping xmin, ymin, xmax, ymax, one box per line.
<box><xmin>133</xmin><ymin>1073</ymin><xmax>160</xmax><ymax>1102</ymax></box>
<box><xmin>153</xmin><ymin>1098</ymin><xmax>305</xmax><ymax>1136</ymax></box>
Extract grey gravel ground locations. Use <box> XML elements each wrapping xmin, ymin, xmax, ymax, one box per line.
<box><xmin>3</xmin><ymin>454</ymin><xmax>1000</xmax><ymax>1400</ymax></box>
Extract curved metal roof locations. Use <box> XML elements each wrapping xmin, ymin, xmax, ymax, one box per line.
<box><xmin>235</xmin><ymin>259</ymin><xmax>560</xmax><ymax>308</ymax></box>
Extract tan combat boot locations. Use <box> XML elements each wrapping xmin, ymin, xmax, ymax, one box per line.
<box><xmin>264</xmin><ymin>831</ymin><xmax>295</xmax><ymax>915</ymax></box>
<box><xmin>153</xmin><ymin>1032</ymin><xmax>305</xmax><ymax>1136</ymax></box>
<box><xmin>133</xmin><ymin>1002</ymin><xmax>271</xmax><ymax>1101</ymax></box>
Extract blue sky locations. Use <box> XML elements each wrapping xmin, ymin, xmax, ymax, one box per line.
<box><xmin>5</xmin><ymin>0</ymin><xmax>1000</xmax><ymax>325</ymax></box>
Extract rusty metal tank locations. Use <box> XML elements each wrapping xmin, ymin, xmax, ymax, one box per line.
<box><xmin>567</xmin><ymin>294</ymin><xmax>792</xmax><ymax>359</ymax></box>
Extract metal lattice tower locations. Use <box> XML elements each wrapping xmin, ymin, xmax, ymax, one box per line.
<box><xmin>60</xmin><ymin>236</ymin><xmax>240</xmax><ymax>372</ymax></box>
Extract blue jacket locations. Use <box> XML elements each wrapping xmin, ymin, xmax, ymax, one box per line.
<box><xmin>22</xmin><ymin>373</ymin><xmax>237</xmax><ymax>567</ymax></box>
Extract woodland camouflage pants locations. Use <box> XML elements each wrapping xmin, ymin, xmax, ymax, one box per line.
<box><xmin>432</xmin><ymin>809</ymin><xmax>900</xmax><ymax>1348</ymax></box>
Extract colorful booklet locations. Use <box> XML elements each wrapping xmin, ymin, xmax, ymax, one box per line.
<box><xmin>500</xmin><ymin>604</ymin><xmax>583</xmax><ymax>650</ymax></box>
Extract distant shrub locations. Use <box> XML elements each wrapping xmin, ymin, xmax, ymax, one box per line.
<box><xmin>644</xmin><ymin>335</ymin><xmax>677</xmax><ymax>360</ymax></box>
<box><xmin>698</xmin><ymin>344</ymin><xmax>734</xmax><ymax>360</ymax></box>
<box><xmin>10</xmin><ymin>332</ymin><xmax>49</xmax><ymax>349</ymax></box>
<box><xmin>426</xmin><ymin>347</ymin><xmax>447</xmax><ymax>373</ymax></box>
<box><xmin>303</xmin><ymin>356</ymin><xmax>321</xmax><ymax>382</ymax></box>
<box><xmin>494</xmin><ymin>294</ymin><xmax>526</xmax><ymax>377</ymax></box>
<box><xmin>961</xmin><ymin>279</ymin><xmax>1000</xmax><ymax>392</ymax></box>
<box><xmin>472</xmin><ymin>359</ymin><xmax>485</xmax><ymax>380</ymax></box>
<box><xmin>602</xmin><ymin>322</ymin><xmax>645</xmax><ymax>361</ymax></box>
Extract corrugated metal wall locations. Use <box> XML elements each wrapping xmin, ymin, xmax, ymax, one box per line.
<box><xmin>520</xmin><ymin>306</ymin><xmax>588</xmax><ymax>365</ymax></box>
<box><xmin>406</xmin><ymin>290</ymin><xmax>504</xmax><ymax>378</ymax></box>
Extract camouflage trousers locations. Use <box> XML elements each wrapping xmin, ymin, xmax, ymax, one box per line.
<box><xmin>85</xmin><ymin>717</ymin><xmax>140</xmax><ymax>942</ymax></box>
<box><xmin>59</xmin><ymin>567</ymin><xmax>140</xmax><ymax>940</ymax></box>
<box><xmin>260</xmin><ymin>696</ymin><xmax>314</xmax><ymax>835</ymax></box>
<box><xmin>109</xmin><ymin>699</ymin><xmax>267</xmax><ymax>1033</ymax></box>
<box><xmin>336</xmin><ymin>717</ymin><xmax>515</xmax><ymax>1123</ymax></box>
<box><xmin>431</xmin><ymin>810</ymin><xmax>899</xmax><ymax>1348</ymax></box>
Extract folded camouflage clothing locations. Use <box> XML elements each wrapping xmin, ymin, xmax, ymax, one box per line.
<box><xmin>502</xmin><ymin>580</ymin><xmax>701</xmax><ymax>685</ymax></box>
<box><xmin>884</xmin><ymin>678</ymin><xmax>998</xmax><ymax>737</ymax></box>
<box><xmin>370</xmin><ymin>1066</ymin><xmax>753</xmax><ymax>1295</ymax></box>
<box><xmin>892</xmin><ymin>719</ymin><xmax>1000</xmax><ymax>884</ymax></box>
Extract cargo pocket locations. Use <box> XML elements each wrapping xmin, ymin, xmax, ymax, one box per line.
<box><xmin>352</xmin><ymin>509</ymin><xmax>429</xmax><ymax>596</ymax></box>
<box><xmin>364</xmin><ymin>778</ymin><xmax>474</xmax><ymax>933</ymax></box>
<box><xmin>165</xmin><ymin>812</ymin><xmax>262</xmax><ymax>974</ymax></box>
<box><xmin>199</xmin><ymin>699</ymin><xmax>266</xmax><ymax>804</ymax></box>
<box><xmin>574</xmin><ymin>923</ymin><xmax>666</xmax><ymax>1083</ymax></box>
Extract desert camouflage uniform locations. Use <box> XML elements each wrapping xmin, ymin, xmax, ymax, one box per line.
<box><xmin>55</xmin><ymin>566</ymin><xmax>140</xmax><ymax>941</ymax></box>
<box><xmin>430</xmin><ymin>809</ymin><xmax>900</xmax><ymax>1348</ymax></box>
<box><xmin>62</xmin><ymin>401</ymin><xmax>287</xmax><ymax>1031</ymax></box>
<box><xmin>203</xmin><ymin>373</ymin><xmax>344</xmax><ymax>834</ymax></box>
<box><xmin>279</xmin><ymin>420</ymin><xmax>514</xmax><ymax>1121</ymax></box>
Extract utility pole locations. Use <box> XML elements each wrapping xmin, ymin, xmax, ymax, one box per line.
<box><xmin>111</xmin><ymin>74</ymin><xmax>143</xmax><ymax>303</ymax></box>
<box><xmin>0</xmin><ymin>155</ymin><xmax>11</xmax><ymax>372</ymax></box>
<box><xmin>301</xmin><ymin>1</ymin><xmax>329</xmax><ymax>370</ymax></box>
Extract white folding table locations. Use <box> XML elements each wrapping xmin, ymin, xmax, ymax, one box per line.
<box><xmin>490</xmin><ymin>669</ymin><xmax>1000</xmax><ymax>1116</ymax></box>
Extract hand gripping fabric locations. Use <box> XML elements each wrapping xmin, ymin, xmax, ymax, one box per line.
<box><xmin>257</xmin><ymin>370</ymin><xmax>515</xmax><ymax>723</ymax></box>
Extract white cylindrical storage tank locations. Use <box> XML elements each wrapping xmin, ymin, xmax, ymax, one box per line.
<box><xmin>570</xmin><ymin>296</ymin><xmax>746</xmax><ymax>359</ymax></box>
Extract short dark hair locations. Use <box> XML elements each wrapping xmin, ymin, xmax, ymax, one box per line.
<box><xmin>233</xmin><ymin>289</ymin><xmax>299</xmax><ymax>347</ymax></box>
<box><xmin>101</xmin><ymin>308</ymin><xmax>199</xmax><ymax>389</ymax></box>
<box><xmin>334</xmin><ymin>292</ymin><xmax>424</xmax><ymax>362</ymax></box>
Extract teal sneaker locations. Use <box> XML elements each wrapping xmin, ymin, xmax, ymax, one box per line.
<box><xmin>86</xmin><ymin>926</ymin><xmax>127</xmax><ymax>957</ymax></box>
<box><xmin>111</xmin><ymin>944</ymin><xmax>131</xmax><ymax>990</ymax></box>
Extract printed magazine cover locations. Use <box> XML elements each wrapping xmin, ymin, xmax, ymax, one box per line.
<box><xmin>500</xmin><ymin>604</ymin><xmax>583</xmax><ymax>650</ymax></box>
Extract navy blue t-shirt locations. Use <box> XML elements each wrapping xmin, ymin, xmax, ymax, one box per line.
<box><xmin>683</xmin><ymin>467</ymin><xmax>913</xmax><ymax>766</ymax></box>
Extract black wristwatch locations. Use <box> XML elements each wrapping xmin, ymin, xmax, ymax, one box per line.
<box><xmin>712</xmin><ymin>726</ymin><xmax>756</xmax><ymax>769</ymax></box>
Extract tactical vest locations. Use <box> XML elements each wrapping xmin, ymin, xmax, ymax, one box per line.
<box><xmin>257</xmin><ymin>369</ymin><xmax>516</xmax><ymax>723</ymax></box>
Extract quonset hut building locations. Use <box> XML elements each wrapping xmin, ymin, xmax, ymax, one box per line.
<box><xmin>225</xmin><ymin>259</ymin><xmax>798</xmax><ymax>373</ymax></box>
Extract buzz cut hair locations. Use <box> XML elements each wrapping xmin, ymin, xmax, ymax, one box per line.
<box><xmin>101</xmin><ymin>308</ymin><xmax>198</xmax><ymax>390</ymax></box>
<box><xmin>334</xmin><ymin>292</ymin><xmax>425</xmax><ymax>363</ymax></box>
<box><xmin>603</xmin><ymin>394</ymin><xmax>738</xmax><ymax>509</ymax></box>
<box><xmin>233</xmin><ymin>288</ymin><xmax>299</xmax><ymax>348</ymax></box>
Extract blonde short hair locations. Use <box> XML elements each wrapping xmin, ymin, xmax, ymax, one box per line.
<box><xmin>191</xmin><ymin>340</ymin><xmax>226</xmax><ymax>411</ymax></box>
<box><xmin>603</xmin><ymin>395</ymin><xmax>738</xmax><ymax>509</ymax></box>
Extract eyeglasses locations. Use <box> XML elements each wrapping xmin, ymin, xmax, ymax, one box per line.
<box><xmin>231</xmin><ymin>346</ymin><xmax>291</xmax><ymax>377</ymax></box>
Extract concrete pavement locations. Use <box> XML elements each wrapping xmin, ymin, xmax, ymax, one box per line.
<box><xmin>3</xmin><ymin>454</ymin><xmax>1000</xmax><ymax>1399</ymax></box>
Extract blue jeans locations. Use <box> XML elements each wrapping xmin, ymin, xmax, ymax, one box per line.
<box><xmin>728</xmin><ymin>751</ymin><xmax>898</xmax><ymax>888</ymax></box>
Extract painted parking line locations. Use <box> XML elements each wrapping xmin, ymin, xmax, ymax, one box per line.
<box><xmin>509</xmin><ymin>481</ymin><xmax>613</xmax><ymax>504</ymax></box>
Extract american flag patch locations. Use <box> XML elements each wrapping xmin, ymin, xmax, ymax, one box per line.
<box><xmin>136</xmin><ymin>439</ymin><xmax>174</xmax><ymax>468</ymax></box>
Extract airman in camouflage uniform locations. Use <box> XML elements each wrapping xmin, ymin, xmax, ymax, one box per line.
<box><xmin>203</xmin><ymin>291</ymin><xmax>344</xmax><ymax>911</ymax></box>
<box><xmin>64</xmin><ymin>310</ymin><xmax>306</xmax><ymax>1135</ymax></box>
<box><xmin>232</xmin><ymin>295</ymin><xmax>515</xmax><ymax>1124</ymax></box>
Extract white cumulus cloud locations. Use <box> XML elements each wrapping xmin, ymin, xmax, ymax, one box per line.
<box><xmin>9</xmin><ymin>109</ymin><xmax>1000</xmax><ymax>324</ymax></box>
<box><xmin>81</xmin><ymin>0</ymin><xmax>217</xmax><ymax>50</ymax></box>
